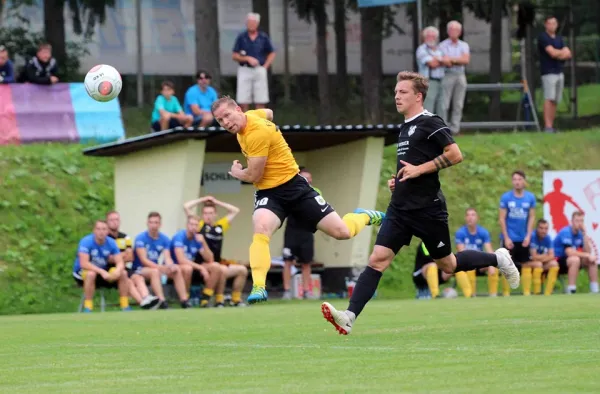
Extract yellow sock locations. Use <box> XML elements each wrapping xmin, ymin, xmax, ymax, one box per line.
<box><xmin>467</xmin><ymin>270</ymin><xmax>477</xmax><ymax>295</ymax></box>
<box><xmin>249</xmin><ymin>233</ymin><xmax>271</xmax><ymax>288</ymax></box>
<box><xmin>119</xmin><ymin>296</ymin><xmax>129</xmax><ymax>309</ymax></box>
<box><xmin>455</xmin><ymin>271</ymin><xmax>472</xmax><ymax>298</ymax></box>
<box><xmin>84</xmin><ymin>299</ymin><xmax>93</xmax><ymax>310</ymax></box>
<box><xmin>342</xmin><ymin>213</ymin><xmax>369</xmax><ymax>238</ymax></box>
<box><xmin>425</xmin><ymin>265</ymin><xmax>440</xmax><ymax>298</ymax></box>
<box><xmin>522</xmin><ymin>267</ymin><xmax>532</xmax><ymax>296</ymax></box>
<box><xmin>215</xmin><ymin>294</ymin><xmax>225</xmax><ymax>304</ymax></box>
<box><xmin>488</xmin><ymin>270</ymin><xmax>499</xmax><ymax>296</ymax></box>
<box><xmin>502</xmin><ymin>275</ymin><xmax>511</xmax><ymax>296</ymax></box>
<box><xmin>532</xmin><ymin>268</ymin><xmax>543</xmax><ymax>295</ymax></box>
<box><xmin>544</xmin><ymin>267</ymin><xmax>559</xmax><ymax>296</ymax></box>
<box><xmin>232</xmin><ymin>291</ymin><xmax>242</xmax><ymax>304</ymax></box>
<box><xmin>202</xmin><ymin>288</ymin><xmax>214</xmax><ymax>298</ymax></box>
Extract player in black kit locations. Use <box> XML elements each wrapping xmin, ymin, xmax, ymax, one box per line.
<box><xmin>321</xmin><ymin>71</ymin><xmax>521</xmax><ymax>335</ymax></box>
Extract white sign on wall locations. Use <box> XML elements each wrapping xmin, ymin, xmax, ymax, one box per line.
<box><xmin>202</xmin><ymin>163</ymin><xmax>241</xmax><ymax>194</ymax></box>
<box><xmin>2</xmin><ymin>0</ymin><xmax>511</xmax><ymax>75</ymax></box>
<box><xmin>542</xmin><ymin>170</ymin><xmax>600</xmax><ymax>264</ymax></box>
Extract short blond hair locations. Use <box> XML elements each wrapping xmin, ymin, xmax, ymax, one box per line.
<box><xmin>396</xmin><ymin>71</ymin><xmax>429</xmax><ymax>101</ymax></box>
<box><xmin>211</xmin><ymin>95</ymin><xmax>237</xmax><ymax>115</ymax></box>
<box><xmin>447</xmin><ymin>20</ymin><xmax>462</xmax><ymax>32</ymax></box>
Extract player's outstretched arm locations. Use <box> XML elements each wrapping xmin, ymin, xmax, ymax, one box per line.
<box><xmin>261</xmin><ymin>108</ymin><xmax>273</xmax><ymax>121</ymax></box>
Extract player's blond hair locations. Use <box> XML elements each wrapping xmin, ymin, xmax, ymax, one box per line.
<box><xmin>397</xmin><ymin>71</ymin><xmax>429</xmax><ymax>101</ymax></box>
<box><xmin>211</xmin><ymin>95</ymin><xmax>237</xmax><ymax>115</ymax></box>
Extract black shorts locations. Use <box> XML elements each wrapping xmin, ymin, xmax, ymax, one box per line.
<box><xmin>151</xmin><ymin>118</ymin><xmax>182</xmax><ymax>132</ymax></box>
<box><xmin>254</xmin><ymin>175</ymin><xmax>335</xmax><ymax>232</ymax></box>
<box><xmin>72</xmin><ymin>271</ymin><xmax>117</xmax><ymax>289</ymax></box>
<box><xmin>375</xmin><ymin>204</ymin><xmax>452</xmax><ymax>259</ymax></box>
<box><xmin>283</xmin><ymin>237</ymin><xmax>314</xmax><ymax>264</ymax></box>
<box><xmin>502</xmin><ymin>241</ymin><xmax>531</xmax><ymax>266</ymax></box>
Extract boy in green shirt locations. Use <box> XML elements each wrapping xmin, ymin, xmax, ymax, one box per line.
<box><xmin>151</xmin><ymin>80</ymin><xmax>193</xmax><ymax>132</ymax></box>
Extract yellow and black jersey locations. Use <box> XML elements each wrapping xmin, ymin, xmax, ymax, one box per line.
<box><xmin>196</xmin><ymin>217</ymin><xmax>230</xmax><ymax>263</ymax></box>
<box><xmin>108</xmin><ymin>231</ymin><xmax>132</xmax><ymax>252</ymax></box>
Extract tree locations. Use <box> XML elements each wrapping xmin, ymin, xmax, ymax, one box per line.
<box><xmin>488</xmin><ymin>0</ymin><xmax>503</xmax><ymax>120</ymax></box>
<box><xmin>290</xmin><ymin>0</ymin><xmax>332</xmax><ymax>124</ymax></box>
<box><xmin>333</xmin><ymin>0</ymin><xmax>348</xmax><ymax>103</ymax></box>
<box><xmin>359</xmin><ymin>5</ymin><xmax>384</xmax><ymax>124</ymax></box>
<box><xmin>194</xmin><ymin>0</ymin><xmax>221</xmax><ymax>90</ymax></box>
<box><xmin>43</xmin><ymin>0</ymin><xmax>115</xmax><ymax>79</ymax></box>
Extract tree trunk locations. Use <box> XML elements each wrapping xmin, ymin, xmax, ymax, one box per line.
<box><xmin>194</xmin><ymin>0</ymin><xmax>221</xmax><ymax>90</ymax></box>
<box><xmin>488</xmin><ymin>0</ymin><xmax>502</xmax><ymax>121</ymax></box>
<box><xmin>412</xmin><ymin>2</ymin><xmax>419</xmax><ymax>72</ymax></box>
<box><xmin>334</xmin><ymin>0</ymin><xmax>348</xmax><ymax>104</ymax></box>
<box><xmin>314</xmin><ymin>1</ymin><xmax>331</xmax><ymax>124</ymax></box>
<box><xmin>438</xmin><ymin>0</ymin><xmax>463</xmax><ymax>41</ymax></box>
<box><xmin>360</xmin><ymin>6</ymin><xmax>383</xmax><ymax>124</ymax></box>
<box><xmin>252</xmin><ymin>0</ymin><xmax>272</xmax><ymax>104</ymax></box>
<box><xmin>44</xmin><ymin>0</ymin><xmax>67</xmax><ymax>79</ymax></box>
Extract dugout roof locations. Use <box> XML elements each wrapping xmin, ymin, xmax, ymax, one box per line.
<box><xmin>82</xmin><ymin>125</ymin><xmax>401</xmax><ymax>157</ymax></box>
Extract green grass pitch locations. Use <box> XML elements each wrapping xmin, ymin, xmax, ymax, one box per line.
<box><xmin>1</xmin><ymin>295</ymin><xmax>599</xmax><ymax>393</ymax></box>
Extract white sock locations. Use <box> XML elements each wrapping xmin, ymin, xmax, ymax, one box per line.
<box><xmin>567</xmin><ymin>285</ymin><xmax>577</xmax><ymax>293</ymax></box>
<box><xmin>590</xmin><ymin>282</ymin><xmax>599</xmax><ymax>293</ymax></box>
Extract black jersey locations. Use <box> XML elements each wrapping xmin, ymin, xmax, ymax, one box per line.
<box><xmin>392</xmin><ymin>111</ymin><xmax>455</xmax><ymax>211</ymax></box>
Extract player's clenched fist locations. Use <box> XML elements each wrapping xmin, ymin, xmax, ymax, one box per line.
<box><xmin>387</xmin><ymin>177</ymin><xmax>395</xmax><ymax>192</ymax></box>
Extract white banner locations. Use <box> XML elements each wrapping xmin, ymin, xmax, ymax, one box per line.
<box><xmin>2</xmin><ymin>0</ymin><xmax>511</xmax><ymax>75</ymax></box>
<box><xmin>202</xmin><ymin>163</ymin><xmax>241</xmax><ymax>194</ymax></box>
<box><xmin>543</xmin><ymin>170</ymin><xmax>600</xmax><ymax>264</ymax></box>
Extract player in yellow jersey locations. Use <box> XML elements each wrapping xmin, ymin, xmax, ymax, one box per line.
<box><xmin>211</xmin><ymin>96</ymin><xmax>386</xmax><ymax>304</ymax></box>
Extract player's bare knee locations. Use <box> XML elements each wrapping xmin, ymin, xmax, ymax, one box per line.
<box><xmin>567</xmin><ymin>256</ymin><xmax>581</xmax><ymax>268</ymax></box>
<box><xmin>530</xmin><ymin>261</ymin><xmax>543</xmax><ymax>269</ymax></box>
<box><xmin>85</xmin><ymin>271</ymin><xmax>97</xmax><ymax>281</ymax></box>
<box><xmin>435</xmin><ymin>255</ymin><xmax>455</xmax><ymax>274</ymax></box>
<box><xmin>331</xmin><ymin>225</ymin><xmax>352</xmax><ymax>240</ymax></box>
<box><xmin>368</xmin><ymin>249</ymin><xmax>393</xmax><ymax>272</ymax></box>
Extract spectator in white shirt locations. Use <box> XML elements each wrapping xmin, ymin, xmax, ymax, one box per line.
<box><xmin>416</xmin><ymin>26</ymin><xmax>451</xmax><ymax>115</ymax></box>
<box><xmin>439</xmin><ymin>21</ymin><xmax>470</xmax><ymax>135</ymax></box>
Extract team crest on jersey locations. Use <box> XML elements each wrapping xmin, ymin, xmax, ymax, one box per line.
<box><xmin>315</xmin><ymin>195</ymin><xmax>326</xmax><ymax>205</ymax></box>
<box><xmin>408</xmin><ymin>125</ymin><xmax>417</xmax><ymax>137</ymax></box>
<box><xmin>215</xmin><ymin>227</ymin><xmax>222</xmax><ymax>234</ymax></box>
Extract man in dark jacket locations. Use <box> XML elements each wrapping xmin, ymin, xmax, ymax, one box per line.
<box><xmin>21</xmin><ymin>43</ymin><xmax>59</xmax><ymax>85</ymax></box>
<box><xmin>0</xmin><ymin>45</ymin><xmax>15</xmax><ymax>83</ymax></box>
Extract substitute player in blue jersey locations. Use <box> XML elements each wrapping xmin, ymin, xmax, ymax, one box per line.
<box><xmin>133</xmin><ymin>212</ymin><xmax>192</xmax><ymax>309</ymax></box>
<box><xmin>498</xmin><ymin>170</ymin><xmax>536</xmax><ymax>296</ymax></box>
<box><xmin>73</xmin><ymin>220</ymin><xmax>131</xmax><ymax>312</ymax></box>
<box><xmin>553</xmin><ymin>211</ymin><xmax>597</xmax><ymax>294</ymax></box>
<box><xmin>529</xmin><ymin>219</ymin><xmax>559</xmax><ymax>295</ymax></box>
<box><xmin>455</xmin><ymin>208</ymin><xmax>499</xmax><ymax>297</ymax></box>
<box><xmin>170</xmin><ymin>215</ymin><xmax>222</xmax><ymax>306</ymax></box>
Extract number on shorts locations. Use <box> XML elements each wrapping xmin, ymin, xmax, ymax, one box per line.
<box><xmin>255</xmin><ymin>197</ymin><xmax>269</xmax><ymax>208</ymax></box>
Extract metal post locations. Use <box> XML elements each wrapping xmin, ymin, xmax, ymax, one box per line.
<box><xmin>283</xmin><ymin>0</ymin><xmax>291</xmax><ymax>104</ymax></box>
<box><xmin>136</xmin><ymin>0</ymin><xmax>144</xmax><ymax>108</ymax></box>
<box><xmin>417</xmin><ymin>0</ymin><xmax>423</xmax><ymax>34</ymax></box>
<box><xmin>569</xmin><ymin>5</ymin><xmax>577</xmax><ymax>118</ymax></box>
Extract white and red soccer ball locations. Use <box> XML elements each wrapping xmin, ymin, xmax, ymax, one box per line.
<box><xmin>84</xmin><ymin>64</ymin><xmax>122</xmax><ymax>102</ymax></box>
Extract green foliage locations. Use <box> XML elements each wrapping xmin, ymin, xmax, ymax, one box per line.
<box><xmin>1</xmin><ymin>131</ymin><xmax>600</xmax><ymax>313</ymax></box>
<box><xmin>376</xmin><ymin>129</ymin><xmax>600</xmax><ymax>299</ymax></box>
<box><xmin>0</xmin><ymin>144</ymin><xmax>114</xmax><ymax>314</ymax></box>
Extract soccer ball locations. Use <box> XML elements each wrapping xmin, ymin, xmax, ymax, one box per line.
<box><xmin>84</xmin><ymin>64</ymin><xmax>122</xmax><ymax>102</ymax></box>
<box><xmin>443</xmin><ymin>287</ymin><xmax>458</xmax><ymax>299</ymax></box>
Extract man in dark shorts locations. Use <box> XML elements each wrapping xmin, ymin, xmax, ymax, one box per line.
<box><xmin>413</xmin><ymin>242</ymin><xmax>451</xmax><ymax>299</ymax></box>
<box><xmin>282</xmin><ymin>167</ymin><xmax>320</xmax><ymax>300</ymax></box>
<box><xmin>321</xmin><ymin>71</ymin><xmax>520</xmax><ymax>335</ymax></box>
<box><xmin>498</xmin><ymin>170</ymin><xmax>537</xmax><ymax>296</ymax></box>
<box><xmin>211</xmin><ymin>97</ymin><xmax>386</xmax><ymax>304</ymax></box>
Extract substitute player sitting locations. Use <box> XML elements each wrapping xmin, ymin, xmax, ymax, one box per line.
<box><xmin>455</xmin><ymin>208</ymin><xmax>499</xmax><ymax>297</ymax></box>
<box><xmin>170</xmin><ymin>215</ymin><xmax>215</xmax><ymax>300</ymax></box>
<box><xmin>211</xmin><ymin>96</ymin><xmax>385</xmax><ymax>304</ymax></box>
<box><xmin>72</xmin><ymin>220</ymin><xmax>131</xmax><ymax>312</ymax></box>
<box><xmin>529</xmin><ymin>219</ymin><xmax>559</xmax><ymax>295</ymax></box>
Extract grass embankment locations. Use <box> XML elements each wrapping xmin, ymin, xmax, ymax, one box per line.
<box><xmin>1</xmin><ymin>130</ymin><xmax>599</xmax><ymax>313</ymax></box>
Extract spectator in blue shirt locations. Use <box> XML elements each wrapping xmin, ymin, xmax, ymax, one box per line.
<box><xmin>538</xmin><ymin>16</ymin><xmax>571</xmax><ymax>133</ymax></box>
<box><xmin>528</xmin><ymin>219</ymin><xmax>559</xmax><ymax>296</ymax></box>
<box><xmin>151</xmin><ymin>80</ymin><xmax>193</xmax><ymax>132</ymax></box>
<box><xmin>0</xmin><ymin>46</ymin><xmax>15</xmax><ymax>84</ymax></box>
<box><xmin>553</xmin><ymin>211</ymin><xmax>597</xmax><ymax>294</ymax></box>
<box><xmin>232</xmin><ymin>12</ymin><xmax>276</xmax><ymax>111</ymax></box>
<box><xmin>72</xmin><ymin>220</ymin><xmax>130</xmax><ymax>312</ymax></box>
<box><xmin>133</xmin><ymin>212</ymin><xmax>193</xmax><ymax>309</ymax></box>
<box><xmin>455</xmin><ymin>208</ymin><xmax>498</xmax><ymax>297</ymax></box>
<box><xmin>183</xmin><ymin>70</ymin><xmax>218</xmax><ymax>127</ymax></box>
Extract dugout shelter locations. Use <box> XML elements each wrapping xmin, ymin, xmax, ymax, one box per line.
<box><xmin>83</xmin><ymin>124</ymin><xmax>400</xmax><ymax>292</ymax></box>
